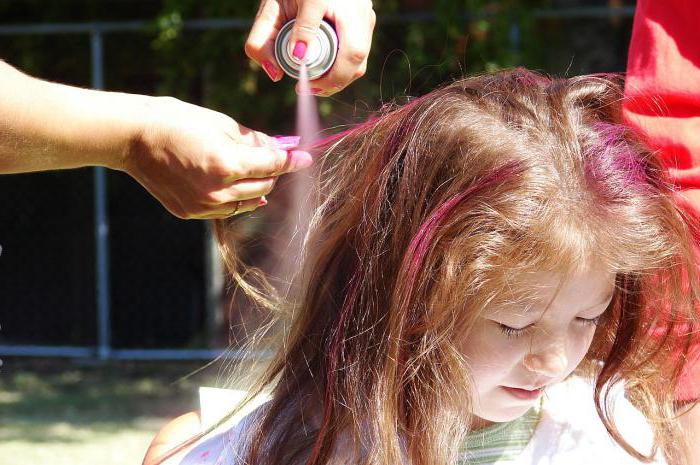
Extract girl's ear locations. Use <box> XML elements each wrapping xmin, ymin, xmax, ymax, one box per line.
<box><xmin>142</xmin><ymin>411</ymin><xmax>201</xmax><ymax>465</ymax></box>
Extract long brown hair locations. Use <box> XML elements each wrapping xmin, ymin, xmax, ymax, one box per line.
<box><xmin>166</xmin><ymin>69</ymin><xmax>700</xmax><ymax>465</ymax></box>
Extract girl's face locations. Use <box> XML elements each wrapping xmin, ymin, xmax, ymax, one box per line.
<box><xmin>459</xmin><ymin>267</ymin><xmax>615</xmax><ymax>427</ymax></box>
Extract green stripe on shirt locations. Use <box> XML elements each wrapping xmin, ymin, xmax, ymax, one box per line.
<box><xmin>458</xmin><ymin>402</ymin><xmax>542</xmax><ymax>464</ymax></box>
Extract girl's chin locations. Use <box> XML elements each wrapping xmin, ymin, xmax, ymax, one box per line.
<box><xmin>471</xmin><ymin>399</ymin><xmax>535</xmax><ymax>427</ymax></box>
<box><xmin>479</xmin><ymin>408</ymin><xmax>530</xmax><ymax>424</ymax></box>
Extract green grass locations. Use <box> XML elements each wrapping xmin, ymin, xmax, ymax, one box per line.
<box><xmin>0</xmin><ymin>358</ymin><xmax>229</xmax><ymax>465</ymax></box>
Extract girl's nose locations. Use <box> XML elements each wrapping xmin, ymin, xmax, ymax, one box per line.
<box><xmin>523</xmin><ymin>349</ymin><xmax>568</xmax><ymax>378</ymax></box>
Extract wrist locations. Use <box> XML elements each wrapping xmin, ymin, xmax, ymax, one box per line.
<box><xmin>119</xmin><ymin>94</ymin><xmax>171</xmax><ymax>178</ymax></box>
<box><xmin>87</xmin><ymin>91</ymin><xmax>154</xmax><ymax>172</ymax></box>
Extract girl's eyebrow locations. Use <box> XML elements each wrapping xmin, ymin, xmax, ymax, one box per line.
<box><xmin>526</xmin><ymin>291</ymin><xmax>615</xmax><ymax>313</ymax></box>
<box><xmin>489</xmin><ymin>290</ymin><xmax>615</xmax><ymax>317</ymax></box>
<box><xmin>575</xmin><ymin>293</ymin><xmax>615</xmax><ymax>314</ymax></box>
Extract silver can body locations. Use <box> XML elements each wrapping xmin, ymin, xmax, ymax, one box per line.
<box><xmin>274</xmin><ymin>19</ymin><xmax>338</xmax><ymax>80</ymax></box>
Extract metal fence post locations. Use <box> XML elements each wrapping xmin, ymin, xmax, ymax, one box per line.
<box><xmin>90</xmin><ymin>27</ymin><xmax>112</xmax><ymax>360</ymax></box>
<box><xmin>509</xmin><ymin>16</ymin><xmax>521</xmax><ymax>57</ymax></box>
<box><xmin>204</xmin><ymin>222</ymin><xmax>223</xmax><ymax>346</ymax></box>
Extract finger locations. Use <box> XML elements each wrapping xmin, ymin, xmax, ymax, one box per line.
<box><xmin>234</xmin><ymin>126</ymin><xmax>276</xmax><ymax>147</ymax></box>
<box><xmin>235</xmin><ymin>130</ymin><xmax>300</xmax><ymax>153</ymax></box>
<box><xmin>230</xmin><ymin>122</ymin><xmax>300</xmax><ymax>151</ymax></box>
<box><xmin>302</xmin><ymin>7</ymin><xmax>375</xmax><ymax>95</ymax></box>
<box><xmin>223</xmin><ymin>145</ymin><xmax>313</xmax><ymax>181</ymax></box>
<box><xmin>232</xmin><ymin>196</ymin><xmax>268</xmax><ymax>215</ymax></box>
<box><xmin>270</xmin><ymin>135</ymin><xmax>301</xmax><ymax>150</ymax></box>
<box><xmin>289</xmin><ymin>0</ymin><xmax>327</xmax><ymax>61</ymax></box>
<box><xmin>197</xmin><ymin>197</ymin><xmax>268</xmax><ymax>220</ymax></box>
<box><xmin>207</xmin><ymin>177</ymin><xmax>278</xmax><ymax>204</ymax></box>
<box><xmin>245</xmin><ymin>0</ymin><xmax>284</xmax><ymax>82</ymax></box>
<box><xmin>224</xmin><ymin>196</ymin><xmax>268</xmax><ymax>217</ymax></box>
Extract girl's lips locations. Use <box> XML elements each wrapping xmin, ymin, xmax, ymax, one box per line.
<box><xmin>501</xmin><ymin>386</ymin><xmax>544</xmax><ymax>401</ymax></box>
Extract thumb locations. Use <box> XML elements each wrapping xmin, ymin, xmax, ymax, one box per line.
<box><xmin>245</xmin><ymin>0</ymin><xmax>285</xmax><ymax>81</ymax></box>
<box><xmin>290</xmin><ymin>0</ymin><xmax>327</xmax><ymax>60</ymax></box>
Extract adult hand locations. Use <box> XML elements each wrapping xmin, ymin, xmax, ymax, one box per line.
<box><xmin>124</xmin><ymin>96</ymin><xmax>312</xmax><ymax>220</ymax></box>
<box><xmin>0</xmin><ymin>61</ymin><xmax>312</xmax><ymax>220</ymax></box>
<box><xmin>245</xmin><ymin>0</ymin><xmax>376</xmax><ymax>96</ymax></box>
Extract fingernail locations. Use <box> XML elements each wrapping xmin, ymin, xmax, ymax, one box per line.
<box><xmin>310</xmin><ymin>87</ymin><xmax>323</xmax><ymax>94</ymax></box>
<box><xmin>290</xmin><ymin>150</ymin><xmax>313</xmax><ymax>170</ymax></box>
<box><xmin>262</xmin><ymin>60</ymin><xmax>279</xmax><ymax>81</ymax></box>
<box><xmin>292</xmin><ymin>41</ymin><xmax>307</xmax><ymax>60</ymax></box>
<box><xmin>271</xmin><ymin>135</ymin><xmax>301</xmax><ymax>150</ymax></box>
<box><xmin>258</xmin><ymin>196</ymin><xmax>268</xmax><ymax>207</ymax></box>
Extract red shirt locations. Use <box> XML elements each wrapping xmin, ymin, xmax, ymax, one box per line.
<box><xmin>623</xmin><ymin>0</ymin><xmax>700</xmax><ymax>401</ymax></box>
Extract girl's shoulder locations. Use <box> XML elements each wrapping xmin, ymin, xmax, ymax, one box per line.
<box><xmin>145</xmin><ymin>388</ymin><xmax>269</xmax><ymax>465</ymax></box>
<box><xmin>516</xmin><ymin>376</ymin><xmax>665</xmax><ymax>465</ymax></box>
<box><xmin>143</xmin><ymin>411</ymin><xmax>202</xmax><ymax>465</ymax></box>
<box><xmin>175</xmin><ymin>388</ymin><xmax>357</xmax><ymax>465</ymax></box>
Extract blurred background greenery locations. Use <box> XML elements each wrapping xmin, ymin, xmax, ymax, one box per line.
<box><xmin>0</xmin><ymin>1</ymin><xmax>635</xmax><ymax>464</ymax></box>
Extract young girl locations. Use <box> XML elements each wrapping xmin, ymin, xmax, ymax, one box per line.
<box><xmin>144</xmin><ymin>69</ymin><xmax>700</xmax><ymax>465</ymax></box>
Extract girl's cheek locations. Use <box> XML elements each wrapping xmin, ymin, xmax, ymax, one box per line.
<box><xmin>459</xmin><ymin>320</ymin><xmax>528</xmax><ymax>369</ymax></box>
<box><xmin>481</xmin><ymin>333</ymin><xmax>527</xmax><ymax>366</ymax></box>
<box><xmin>569</xmin><ymin>327</ymin><xmax>598</xmax><ymax>366</ymax></box>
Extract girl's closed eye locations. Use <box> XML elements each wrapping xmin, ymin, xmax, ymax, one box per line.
<box><xmin>495</xmin><ymin>311</ymin><xmax>608</xmax><ymax>339</ymax></box>
<box><xmin>496</xmin><ymin>322</ymin><xmax>531</xmax><ymax>338</ymax></box>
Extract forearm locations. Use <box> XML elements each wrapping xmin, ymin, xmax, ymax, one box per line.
<box><xmin>0</xmin><ymin>60</ymin><xmax>147</xmax><ymax>174</ymax></box>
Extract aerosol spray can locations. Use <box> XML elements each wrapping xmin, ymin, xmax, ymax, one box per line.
<box><xmin>274</xmin><ymin>19</ymin><xmax>338</xmax><ymax>80</ymax></box>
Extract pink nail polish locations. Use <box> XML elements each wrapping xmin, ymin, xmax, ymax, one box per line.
<box><xmin>292</xmin><ymin>41</ymin><xmax>307</xmax><ymax>60</ymax></box>
<box><xmin>310</xmin><ymin>87</ymin><xmax>323</xmax><ymax>94</ymax></box>
<box><xmin>258</xmin><ymin>197</ymin><xmax>268</xmax><ymax>207</ymax></box>
<box><xmin>271</xmin><ymin>135</ymin><xmax>301</xmax><ymax>150</ymax></box>
<box><xmin>262</xmin><ymin>60</ymin><xmax>278</xmax><ymax>81</ymax></box>
<box><xmin>290</xmin><ymin>150</ymin><xmax>313</xmax><ymax>170</ymax></box>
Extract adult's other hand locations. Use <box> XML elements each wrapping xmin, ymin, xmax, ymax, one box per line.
<box><xmin>0</xmin><ymin>61</ymin><xmax>312</xmax><ymax>220</ymax></box>
<box><xmin>125</xmin><ymin>97</ymin><xmax>311</xmax><ymax>219</ymax></box>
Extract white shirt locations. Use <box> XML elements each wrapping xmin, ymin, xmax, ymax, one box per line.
<box><xmin>469</xmin><ymin>377</ymin><xmax>666</xmax><ymax>465</ymax></box>
<box><xmin>169</xmin><ymin>377</ymin><xmax>665</xmax><ymax>465</ymax></box>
